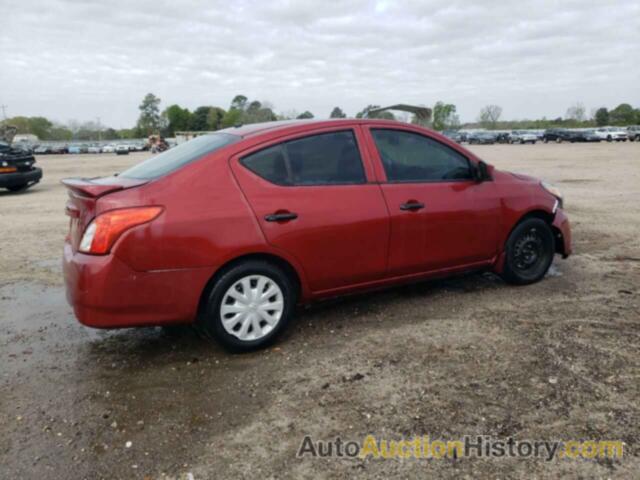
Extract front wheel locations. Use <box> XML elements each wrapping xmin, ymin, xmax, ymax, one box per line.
<box><xmin>6</xmin><ymin>183</ymin><xmax>30</xmax><ymax>192</ymax></box>
<box><xmin>501</xmin><ymin>218</ymin><xmax>555</xmax><ymax>285</ymax></box>
<box><xmin>198</xmin><ymin>260</ymin><xmax>297</xmax><ymax>351</ymax></box>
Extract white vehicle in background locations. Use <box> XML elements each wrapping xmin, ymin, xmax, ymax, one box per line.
<box><xmin>594</xmin><ymin>127</ymin><xmax>628</xmax><ymax>142</ymax></box>
<box><xmin>627</xmin><ymin>126</ymin><xmax>640</xmax><ymax>142</ymax></box>
<box><xmin>102</xmin><ymin>144</ymin><xmax>116</xmax><ymax>153</ymax></box>
<box><xmin>510</xmin><ymin>130</ymin><xmax>538</xmax><ymax>144</ymax></box>
<box><xmin>115</xmin><ymin>144</ymin><xmax>130</xmax><ymax>155</ymax></box>
<box><xmin>87</xmin><ymin>144</ymin><xmax>102</xmax><ymax>153</ymax></box>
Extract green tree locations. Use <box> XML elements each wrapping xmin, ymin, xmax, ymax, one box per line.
<box><xmin>594</xmin><ymin>107</ymin><xmax>609</xmax><ymax>126</ymax></box>
<box><xmin>230</xmin><ymin>95</ymin><xmax>248</xmax><ymax>111</ymax></box>
<box><xmin>136</xmin><ymin>93</ymin><xmax>161</xmax><ymax>136</ymax></box>
<box><xmin>330</xmin><ymin>107</ymin><xmax>346</xmax><ymax>118</ymax></box>
<box><xmin>49</xmin><ymin>125</ymin><xmax>73</xmax><ymax>141</ymax></box>
<box><xmin>190</xmin><ymin>106</ymin><xmax>214</xmax><ymax>131</ymax></box>
<box><xmin>243</xmin><ymin>101</ymin><xmax>276</xmax><ymax>124</ymax></box>
<box><xmin>163</xmin><ymin>104</ymin><xmax>192</xmax><ymax>135</ymax></box>
<box><xmin>207</xmin><ymin>107</ymin><xmax>226</xmax><ymax>130</ymax></box>
<box><xmin>296</xmin><ymin>111</ymin><xmax>314</xmax><ymax>119</ymax></box>
<box><xmin>432</xmin><ymin>102</ymin><xmax>459</xmax><ymax>131</ymax></box>
<box><xmin>609</xmin><ymin>103</ymin><xmax>635</xmax><ymax>125</ymax></box>
<box><xmin>221</xmin><ymin>108</ymin><xmax>243</xmax><ymax>128</ymax></box>
<box><xmin>2</xmin><ymin>116</ymin><xmax>53</xmax><ymax>139</ymax></box>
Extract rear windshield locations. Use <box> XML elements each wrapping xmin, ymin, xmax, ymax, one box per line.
<box><xmin>120</xmin><ymin>133</ymin><xmax>239</xmax><ymax>180</ymax></box>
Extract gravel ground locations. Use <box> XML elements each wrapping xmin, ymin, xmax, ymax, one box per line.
<box><xmin>0</xmin><ymin>143</ymin><xmax>639</xmax><ymax>479</ymax></box>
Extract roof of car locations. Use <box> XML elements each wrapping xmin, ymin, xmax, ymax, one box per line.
<box><xmin>218</xmin><ymin>118</ymin><xmax>406</xmax><ymax>138</ymax></box>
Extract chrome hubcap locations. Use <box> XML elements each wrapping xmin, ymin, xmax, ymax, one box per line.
<box><xmin>220</xmin><ymin>275</ymin><xmax>284</xmax><ymax>341</ymax></box>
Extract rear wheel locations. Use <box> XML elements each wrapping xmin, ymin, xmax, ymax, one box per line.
<box><xmin>198</xmin><ymin>260</ymin><xmax>296</xmax><ymax>351</ymax></box>
<box><xmin>502</xmin><ymin>218</ymin><xmax>555</xmax><ymax>285</ymax></box>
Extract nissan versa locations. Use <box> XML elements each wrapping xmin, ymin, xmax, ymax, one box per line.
<box><xmin>62</xmin><ymin>119</ymin><xmax>571</xmax><ymax>350</ymax></box>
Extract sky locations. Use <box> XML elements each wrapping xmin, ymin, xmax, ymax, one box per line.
<box><xmin>2</xmin><ymin>0</ymin><xmax>639</xmax><ymax>128</ymax></box>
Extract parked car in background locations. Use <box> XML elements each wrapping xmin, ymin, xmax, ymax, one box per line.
<box><xmin>542</xmin><ymin>129</ymin><xmax>573</xmax><ymax>143</ymax></box>
<box><xmin>68</xmin><ymin>144</ymin><xmax>89</xmax><ymax>154</ymax></box>
<box><xmin>626</xmin><ymin>126</ymin><xmax>640</xmax><ymax>141</ymax></box>
<box><xmin>62</xmin><ymin>119</ymin><xmax>571</xmax><ymax>350</ymax></box>
<box><xmin>495</xmin><ymin>132</ymin><xmax>511</xmax><ymax>144</ymax></box>
<box><xmin>116</xmin><ymin>144</ymin><xmax>130</xmax><ymax>155</ymax></box>
<box><xmin>570</xmin><ymin>130</ymin><xmax>601</xmax><ymax>143</ymax></box>
<box><xmin>467</xmin><ymin>132</ymin><xmax>496</xmax><ymax>144</ymax></box>
<box><xmin>442</xmin><ymin>130</ymin><xmax>466</xmax><ymax>143</ymax></box>
<box><xmin>87</xmin><ymin>144</ymin><xmax>102</xmax><ymax>154</ymax></box>
<box><xmin>0</xmin><ymin>140</ymin><xmax>42</xmax><ymax>192</ymax></box>
<box><xmin>51</xmin><ymin>144</ymin><xmax>69</xmax><ymax>154</ymax></box>
<box><xmin>594</xmin><ymin>127</ymin><xmax>628</xmax><ymax>142</ymax></box>
<box><xmin>510</xmin><ymin>130</ymin><xmax>538</xmax><ymax>144</ymax></box>
<box><xmin>102</xmin><ymin>144</ymin><xmax>116</xmax><ymax>153</ymax></box>
<box><xmin>34</xmin><ymin>145</ymin><xmax>51</xmax><ymax>155</ymax></box>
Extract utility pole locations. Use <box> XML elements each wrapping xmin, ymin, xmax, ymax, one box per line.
<box><xmin>0</xmin><ymin>105</ymin><xmax>7</xmax><ymax>120</ymax></box>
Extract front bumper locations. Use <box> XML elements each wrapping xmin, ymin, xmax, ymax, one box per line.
<box><xmin>552</xmin><ymin>209</ymin><xmax>572</xmax><ymax>257</ymax></box>
<box><xmin>0</xmin><ymin>167</ymin><xmax>42</xmax><ymax>188</ymax></box>
<box><xmin>63</xmin><ymin>242</ymin><xmax>215</xmax><ymax>328</ymax></box>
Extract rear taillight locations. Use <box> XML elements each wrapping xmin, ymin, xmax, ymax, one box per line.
<box><xmin>79</xmin><ymin>206</ymin><xmax>163</xmax><ymax>255</ymax></box>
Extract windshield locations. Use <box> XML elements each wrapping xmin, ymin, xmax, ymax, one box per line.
<box><xmin>120</xmin><ymin>133</ymin><xmax>239</xmax><ymax>180</ymax></box>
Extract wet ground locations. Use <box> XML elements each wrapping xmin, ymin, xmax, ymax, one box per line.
<box><xmin>1</xmin><ymin>143</ymin><xmax>639</xmax><ymax>479</ymax></box>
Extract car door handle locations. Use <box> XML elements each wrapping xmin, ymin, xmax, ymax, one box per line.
<box><xmin>400</xmin><ymin>201</ymin><xmax>425</xmax><ymax>211</ymax></box>
<box><xmin>265</xmin><ymin>212</ymin><xmax>298</xmax><ymax>222</ymax></box>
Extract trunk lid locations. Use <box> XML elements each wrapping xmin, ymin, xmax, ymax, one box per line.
<box><xmin>61</xmin><ymin>176</ymin><xmax>148</xmax><ymax>251</ymax></box>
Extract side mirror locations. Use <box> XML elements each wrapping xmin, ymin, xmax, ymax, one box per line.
<box><xmin>473</xmin><ymin>160</ymin><xmax>491</xmax><ymax>182</ymax></box>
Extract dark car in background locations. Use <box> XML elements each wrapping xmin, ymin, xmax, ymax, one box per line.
<box><xmin>542</xmin><ymin>129</ymin><xmax>573</xmax><ymax>143</ymax></box>
<box><xmin>442</xmin><ymin>130</ymin><xmax>466</xmax><ymax>143</ymax></box>
<box><xmin>468</xmin><ymin>132</ymin><xmax>496</xmax><ymax>144</ymax></box>
<box><xmin>571</xmin><ymin>130</ymin><xmax>601</xmax><ymax>143</ymax></box>
<box><xmin>0</xmin><ymin>141</ymin><xmax>43</xmax><ymax>192</ymax></box>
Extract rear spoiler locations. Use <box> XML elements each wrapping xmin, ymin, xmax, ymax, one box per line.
<box><xmin>61</xmin><ymin>176</ymin><xmax>148</xmax><ymax>198</ymax></box>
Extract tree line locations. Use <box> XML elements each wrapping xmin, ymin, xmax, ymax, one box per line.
<box><xmin>2</xmin><ymin>94</ymin><xmax>639</xmax><ymax>142</ymax></box>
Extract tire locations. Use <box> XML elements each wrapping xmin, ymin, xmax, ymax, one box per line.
<box><xmin>543</xmin><ymin>138</ymin><xmax>549</xmax><ymax>144</ymax></box>
<box><xmin>7</xmin><ymin>183</ymin><xmax>30</xmax><ymax>192</ymax></box>
<box><xmin>607</xmin><ymin>135</ymin><xmax>612</xmax><ymax>142</ymax></box>
<box><xmin>556</xmin><ymin>138</ymin><xmax>562</xmax><ymax>143</ymax></box>
<box><xmin>197</xmin><ymin>260</ymin><xmax>297</xmax><ymax>351</ymax></box>
<box><xmin>501</xmin><ymin>218</ymin><xmax>555</xmax><ymax>285</ymax></box>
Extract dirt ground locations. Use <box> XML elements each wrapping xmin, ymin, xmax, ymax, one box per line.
<box><xmin>1</xmin><ymin>143</ymin><xmax>639</xmax><ymax>479</ymax></box>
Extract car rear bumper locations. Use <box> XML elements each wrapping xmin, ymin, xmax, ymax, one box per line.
<box><xmin>63</xmin><ymin>242</ymin><xmax>215</xmax><ymax>328</ymax></box>
<box><xmin>552</xmin><ymin>209</ymin><xmax>572</xmax><ymax>257</ymax></box>
<box><xmin>0</xmin><ymin>167</ymin><xmax>42</xmax><ymax>188</ymax></box>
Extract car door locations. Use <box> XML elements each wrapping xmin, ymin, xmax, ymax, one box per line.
<box><xmin>362</xmin><ymin>126</ymin><xmax>501</xmax><ymax>276</ymax></box>
<box><xmin>230</xmin><ymin>126</ymin><xmax>390</xmax><ymax>293</ymax></box>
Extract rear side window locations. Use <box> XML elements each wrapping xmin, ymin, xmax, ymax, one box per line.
<box><xmin>241</xmin><ymin>130</ymin><xmax>365</xmax><ymax>186</ymax></box>
<box><xmin>120</xmin><ymin>133</ymin><xmax>239</xmax><ymax>180</ymax></box>
<box><xmin>371</xmin><ymin>129</ymin><xmax>472</xmax><ymax>182</ymax></box>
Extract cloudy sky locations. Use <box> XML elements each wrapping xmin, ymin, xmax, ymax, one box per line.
<box><xmin>2</xmin><ymin>0</ymin><xmax>639</xmax><ymax>128</ymax></box>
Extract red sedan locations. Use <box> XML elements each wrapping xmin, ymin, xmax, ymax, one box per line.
<box><xmin>62</xmin><ymin>119</ymin><xmax>571</xmax><ymax>350</ymax></box>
